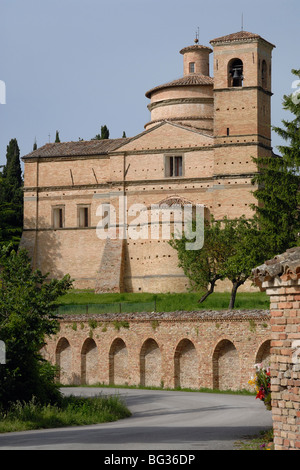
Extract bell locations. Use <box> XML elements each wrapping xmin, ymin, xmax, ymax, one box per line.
<box><xmin>232</xmin><ymin>69</ymin><xmax>240</xmax><ymax>79</ymax></box>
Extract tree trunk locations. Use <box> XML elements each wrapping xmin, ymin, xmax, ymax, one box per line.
<box><xmin>228</xmin><ymin>281</ymin><xmax>242</xmax><ymax>309</ymax></box>
<box><xmin>198</xmin><ymin>279</ymin><xmax>217</xmax><ymax>303</ymax></box>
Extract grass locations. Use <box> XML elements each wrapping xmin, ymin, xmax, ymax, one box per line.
<box><xmin>63</xmin><ymin>382</ymin><xmax>255</xmax><ymax>396</ymax></box>
<box><xmin>234</xmin><ymin>428</ymin><xmax>274</xmax><ymax>450</ymax></box>
<box><xmin>57</xmin><ymin>291</ymin><xmax>270</xmax><ymax>313</ymax></box>
<box><xmin>0</xmin><ymin>394</ymin><xmax>131</xmax><ymax>433</ymax></box>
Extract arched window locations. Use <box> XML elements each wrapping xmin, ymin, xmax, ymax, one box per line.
<box><xmin>228</xmin><ymin>59</ymin><xmax>244</xmax><ymax>87</ymax></box>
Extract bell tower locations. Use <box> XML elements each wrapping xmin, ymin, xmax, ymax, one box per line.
<box><xmin>210</xmin><ymin>31</ymin><xmax>275</xmax><ymax>181</ymax></box>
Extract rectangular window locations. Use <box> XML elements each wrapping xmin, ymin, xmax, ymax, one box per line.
<box><xmin>189</xmin><ymin>62</ymin><xmax>195</xmax><ymax>73</ymax></box>
<box><xmin>52</xmin><ymin>207</ymin><xmax>64</xmax><ymax>229</ymax></box>
<box><xmin>165</xmin><ymin>156</ymin><xmax>183</xmax><ymax>177</ymax></box>
<box><xmin>78</xmin><ymin>205</ymin><xmax>90</xmax><ymax>228</ymax></box>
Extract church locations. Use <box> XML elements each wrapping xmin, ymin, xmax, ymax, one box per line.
<box><xmin>20</xmin><ymin>30</ymin><xmax>276</xmax><ymax>293</ymax></box>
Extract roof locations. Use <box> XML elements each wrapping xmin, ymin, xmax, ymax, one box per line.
<box><xmin>22</xmin><ymin>138</ymin><xmax>131</xmax><ymax>159</ymax></box>
<box><xmin>210</xmin><ymin>30</ymin><xmax>275</xmax><ymax>48</ymax></box>
<box><xmin>179</xmin><ymin>44</ymin><xmax>213</xmax><ymax>55</ymax></box>
<box><xmin>145</xmin><ymin>74</ymin><xmax>214</xmax><ymax>98</ymax></box>
<box><xmin>252</xmin><ymin>247</ymin><xmax>300</xmax><ymax>285</ymax></box>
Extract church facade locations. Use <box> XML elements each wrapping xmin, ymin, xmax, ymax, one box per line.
<box><xmin>20</xmin><ymin>30</ymin><xmax>276</xmax><ymax>293</ymax></box>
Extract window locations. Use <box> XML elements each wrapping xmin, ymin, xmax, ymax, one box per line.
<box><xmin>261</xmin><ymin>60</ymin><xmax>267</xmax><ymax>89</ymax></box>
<box><xmin>53</xmin><ymin>206</ymin><xmax>64</xmax><ymax>229</ymax></box>
<box><xmin>189</xmin><ymin>62</ymin><xmax>195</xmax><ymax>73</ymax></box>
<box><xmin>78</xmin><ymin>205</ymin><xmax>90</xmax><ymax>228</ymax></box>
<box><xmin>228</xmin><ymin>59</ymin><xmax>244</xmax><ymax>87</ymax></box>
<box><xmin>165</xmin><ymin>156</ymin><xmax>183</xmax><ymax>177</ymax></box>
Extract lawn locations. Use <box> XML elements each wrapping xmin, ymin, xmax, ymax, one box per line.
<box><xmin>57</xmin><ymin>290</ymin><xmax>270</xmax><ymax>314</ymax></box>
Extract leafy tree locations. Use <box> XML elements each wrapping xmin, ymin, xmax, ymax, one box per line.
<box><xmin>33</xmin><ymin>138</ymin><xmax>37</xmax><ymax>151</ymax></box>
<box><xmin>122</xmin><ymin>131</ymin><xmax>127</xmax><ymax>138</ymax></box>
<box><xmin>251</xmin><ymin>68</ymin><xmax>300</xmax><ymax>256</ymax></box>
<box><xmin>169</xmin><ymin>217</ymin><xmax>229</xmax><ymax>302</ymax></box>
<box><xmin>219</xmin><ymin>217</ymin><xmax>266</xmax><ymax>309</ymax></box>
<box><xmin>170</xmin><ymin>216</ymin><xmax>267</xmax><ymax>309</ymax></box>
<box><xmin>0</xmin><ymin>247</ymin><xmax>73</xmax><ymax>408</ymax></box>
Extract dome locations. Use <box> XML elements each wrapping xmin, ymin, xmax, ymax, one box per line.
<box><xmin>145</xmin><ymin>43</ymin><xmax>214</xmax><ymax>131</ymax></box>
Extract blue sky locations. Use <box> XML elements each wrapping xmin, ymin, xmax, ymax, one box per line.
<box><xmin>0</xmin><ymin>0</ymin><xmax>299</xmax><ymax>166</ymax></box>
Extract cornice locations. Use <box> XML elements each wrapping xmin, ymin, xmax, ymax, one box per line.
<box><xmin>214</xmin><ymin>85</ymin><xmax>273</xmax><ymax>96</ymax></box>
<box><xmin>148</xmin><ymin>97</ymin><xmax>214</xmax><ymax>112</ymax></box>
<box><xmin>23</xmin><ymin>171</ymin><xmax>258</xmax><ymax>192</ymax></box>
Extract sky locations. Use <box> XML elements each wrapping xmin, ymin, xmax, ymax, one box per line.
<box><xmin>0</xmin><ymin>0</ymin><xmax>299</xmax><ymax>167</ymax></box>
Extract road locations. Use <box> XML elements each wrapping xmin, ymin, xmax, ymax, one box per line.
<box><xmin>0</xmin><ymin>387</ymin><xmax>273</xmax><ymax>450</ymax></box>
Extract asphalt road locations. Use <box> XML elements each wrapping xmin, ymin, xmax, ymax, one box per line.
<box><xmin>0</xmin><ymin>387</ymin><xmax>273</xmax><ymax>451</ymax></box>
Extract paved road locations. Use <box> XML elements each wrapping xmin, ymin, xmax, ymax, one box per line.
<box><xmin>0</xmin><ymin>387</ymin><xmax>272</xmax><ymax>450</ymax></box>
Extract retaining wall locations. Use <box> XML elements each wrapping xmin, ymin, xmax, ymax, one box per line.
<box><xmin>42</xmin><ymin>310</ymin><xmax>271</xmax><ymax>391</ymax></box>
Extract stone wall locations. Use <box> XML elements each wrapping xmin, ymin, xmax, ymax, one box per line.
<box><xmin>42</xmin><ymin>310</ymin><xmax>270</xmax><ymax>391</ymax></box>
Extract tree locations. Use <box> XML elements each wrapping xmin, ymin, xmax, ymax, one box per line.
<box><xmin>55</xmin><ymin>130</ymin><xmax>60</xmax><ymax>143</ymax></box>
<box><xmin>0</xmin><ymin>247</ymin><xmax>73</xmax><ymax>408</ymax></box>
<box><xmin>251</xmin><ymin>69</ymin><xmax>300</xmax><ymax>256</ymax></box>
<box><xmin>122</xmin><ymin>131</ymin><xmax>127</xmax><ymax>138</ymax></box>
<box><xmin>33</xmin><ymin>138</ymin><xmax>37</xmax><ymax>151</ymax></box>
<box><xmin>92</xmin><ymin>125</ymin><xmax>110</xmax><ymax>140</ymax></box>
<box><xmin>170</xmin><ymin>216</ymin><xmax>267</xmax><ymax>309</ymax></box>
<box><xmin>219</xmin><ymin>217</ymin><xmax>267</xmax><ymax>309</ymax></box>
<box><xmin>0</xmin><ymin>139</ymin><xmax>23</xmax><ymax>249</ymax></box>
<box><xmin>169</xmin><ymin>217</ymin><xmax>229</xmax><ymax>302</ymax></box>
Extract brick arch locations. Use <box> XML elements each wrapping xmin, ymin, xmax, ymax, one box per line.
<box><xmin>109</xmin><ymin>338</ymin><xmax>128</xmax><ymax>385</ymax></box>
<box><xmin>81</xmin><ymin>338</ymin><xmax>99</xmax><ymax>385</ymax></box>
<box><xmin>174</xmin><ymin>338</ymin><xmax>198</xmax><ymax>389</ymax></box>
<box><xmin>255</xmin><ymin>339</ymin><xmax>271</xmax><ymax>368</ymax></box>
<box><xmin>212</xmin><ymin>338</ymin><xmax>240</xmax><ymax>391</ymax></box>
<box><xmin>140</xmin><ymin>338</ymin><xmax>162</xmax><ymax>387</ymax></box>
<box><xmin>56</xmin><ymin>337</ymin><xmax>72</xmax><ymax>385</ymax></box>
<box><xmin>228</xmin><ymin>58</ymin><xmax>244</xmax><ymax>87</ymax></box>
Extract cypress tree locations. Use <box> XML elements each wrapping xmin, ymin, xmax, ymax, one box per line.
<box><xmin>91</xmin><ymin>125</ymin><xmax>110</xmax><ymax>140</ymax></box>
<box><xmin>0</xmin><ymin>138</ymin><xmax>23</xmax><ymax>249</ymax></box>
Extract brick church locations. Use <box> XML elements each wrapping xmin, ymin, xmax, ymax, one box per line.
<box><xmin>20</xmin><ymin>30</ymin><xmax>276</xmax><ymax>293</ymax></box>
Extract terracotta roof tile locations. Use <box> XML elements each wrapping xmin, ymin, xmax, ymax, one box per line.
<box><xmin>210</xmin><ymin>31</ymin><xmax>261</xmax><ymax>43</ymax></box>
<box><xmin>252</xmin><ymin>247</ymin><xmax>300</xmax><ymax>285</ymax></box>
<box><xmin>22</xmin><ymin>138</ymin><xmax>131</xmax><ymax>159</ymax></box>
<box><xmin>145</xmin><ymin>74</ymin><xmax>214</xmax><ymax>98</ymax></box>
<box><xmin>210</xmin><ymin>30</ymin><xmax>275</xmax><ymax>49</ymax></box>
<box><xmin>179</xmin><ymin>44</ymin><xmax>212</xmax><ymax>55</ymax></box>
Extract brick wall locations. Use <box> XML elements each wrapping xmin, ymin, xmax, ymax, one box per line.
<box><xmin>253</xmin><ymin>247</ymin><xmax>300</xmax><ymax>450</ymax></box>
<box><xmin>42</xmin><ymin>310</ymin><xmax>270</xmax><ymax>391</ymax></box>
